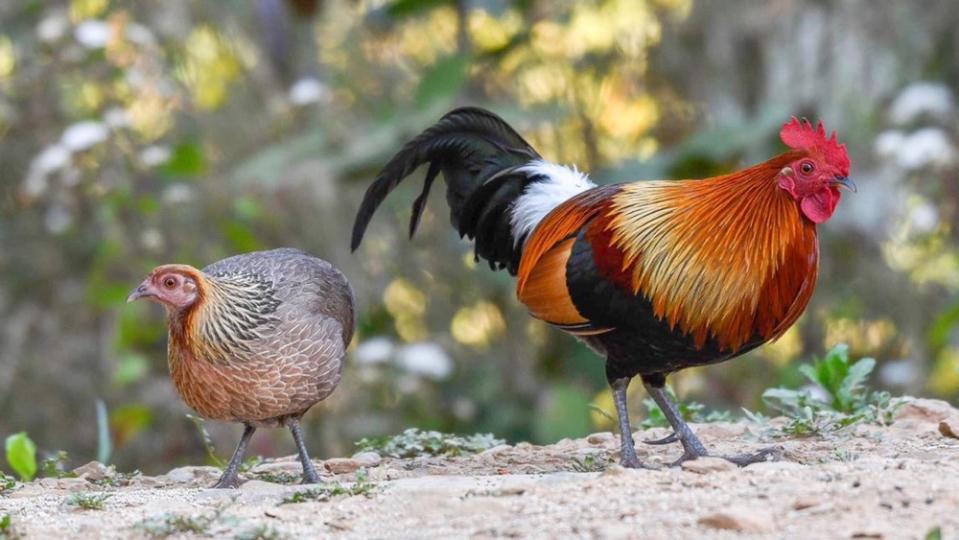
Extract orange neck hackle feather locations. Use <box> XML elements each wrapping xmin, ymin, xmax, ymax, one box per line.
<box><xmin>605</xmin><ymin>151</ymin><xmax>818</xmax><ymax>351</ymax></box>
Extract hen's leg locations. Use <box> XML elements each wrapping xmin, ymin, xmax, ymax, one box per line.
<box><xmin>642</xmin><ymin>382</ymin><xmax>707</xmax><ymax>465</ymax></box>
<box><xmin>288</xmin><ymin>417</ymin><xmax>321</xmax><ymax>484</ymax></box>
<box><xmin>212</xmin><ymin>424</ymin><xmax>255</xmax><ymax>489</ymax></box>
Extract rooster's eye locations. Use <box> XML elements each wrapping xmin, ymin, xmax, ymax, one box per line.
<box><xmin>163</xmin><ymin>277</ymin><xmax>177</xmax><ymax>289</ymax></box>
<box><xmin>800</xmin><ymin>161</ymin><xmax>814</xmax><ymax>174</ymax></box>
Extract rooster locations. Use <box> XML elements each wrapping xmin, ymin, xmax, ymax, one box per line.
<box><xmin>351</xmin><ymin>108</ymin><xmax>852</xmax><ymax>468</ymax></box>
<box><xmin>128</xmin><ymin>248</ymin><xmax>355</xmax><ymax>487</ymax></box>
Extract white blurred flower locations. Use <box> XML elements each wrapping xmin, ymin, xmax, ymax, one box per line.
<box><xmin>36</xmin><ymin>14</ymin><xmax>69</xmax><ymax>43</ymax></box>
<box><xmin>125</xmin><ymin>23</ymin><xmax>156</xmax><ymax>46</ymax></box>
<box><xmin>354</xmin><ymin>336</ymin><xmax>394</xmax><ymax>366</ymax></box>
<box><xmin>288</xmin><ymin>77</ymin><xmax>330</xmax><ymax>106</ymax></box>
<box><xmin>103</xmin><ymin>107</ymin><xmax>129</xmax><ymax>128</ymax></box>
<box><xmin>140</xmin><ymin>145</ymin><xmax>171</xmax><ymax>167</ymax></box>
<box><xmin>140</xmin><ymin>228</ymin><xmax>164</xmax><ymax>251</ymax></box>
<box><xmin>74</xmin><ymin>20</ymin><xmax>111</xmax><ymax>49</ymax></box>
<box><xmin>878</xmin><ymin>359</ymin><xmax>919</xmax><ymax>387</ymax></box>
<box><xmin>162</xmin><ymin>183</ymin><xmax>195</xmax><ymax>205</ymax></box>
<box><xmin>896</xmin><ymin>128</ymin><xmax>957</xmax><ymax>170</ymax></box>
<box><xmin>61</xmin><ymin>121</ymin><xmax>108</xmax><ymax>151</ymax></box>
<box><xmin>31</xmin><ymin>144</ymin><xmax>71</xmax><ymax>174</ymax></box>
<box><xmin>45</xmin><ymin>204</ymin><xmax>73</xmax><ymax>234</ymax></box>
<box><xmin>874</xmin><ymin>130</ymin><xmax>905</xmax><ymax>159</ymax></box>
<box><xmin>909</xmin><ymin>202</ymin><xmax>939</xmax><ymax>233</ymax></box>
<box><xmin>889</xmin><ymin>82</ymin><xmax>955</xmax><ymax>126</ymax></box>
<box><xmin>395</xmin><ymin>342</ymin><xmax>453</xmax><ymax>380</ymax></box>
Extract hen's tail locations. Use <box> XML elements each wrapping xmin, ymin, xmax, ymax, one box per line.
<box><xmin>351</xmin><ymin>107</ymin><xmax>595</xmax><ymax>275</ymax></box>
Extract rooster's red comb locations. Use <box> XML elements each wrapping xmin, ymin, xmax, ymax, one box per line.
<box><xmin>780</xmin><ymin>117</ymin><xmax>850</xmax><ymax>176</ymax></box>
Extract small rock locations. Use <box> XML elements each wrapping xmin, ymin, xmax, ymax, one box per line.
<box><xmin>164</xmin><ymin>466</ymin><xmax>221</xmax><ymax>484</ymax></box>
<box><xmin>586</xmin><ymin>432</ymin><xmax>615</xmax><ymax>445</ymax></box>
<box><xmin>252</xmin><ymin>462</ymin><xmax>302</xmax><ymax>475</ymax></box>
<box><xmin>601</xmin><ymin>464</ymin><xmax>628</xmax><ymax>477</ymax></box>
<box><xmin>240</xmin><ymin>479</ymin><xmax>281</xmax><ymax>490</ymax></box>
<box><xmin>681</xmin><ymin>457</ymin><xmax>737</xmax><ymax>474</ymax></box>
<box><xmin>58</xmin><ymin>478</ymin><xmax>90</xmax><ymax>492</ymax></box>
<box><xmin>480</xmin><ymin>444</ymin><xmax>511</xmax><ymax>456</ymax></box>
<box><xmin>792</xmin><ymin>496</ymin><xmax>819</xmax><ymax>510</ymax></box>
<box><xmin>894</xmin><ymin>399</ymin><xmax>957</xmax><ymax>424</ymax></box>
<box><xmin>698</xmin><ymin>509</ymin><xmax>774</xmax><ymax>533</ymax></box>
<box><xmin>351</xmin><ymin>451</ymin><xmax>382</xmax><ymax>467</ymax></box>
<box><xmin>693</xmin><ymin>423</ymin><xmax>748</xmax><ymax>440</ymax></box>
<box><xmin>324</xmin><ymin>458</ymin><xmax>360</xmax><ymax>475</ymax></box>
<box><xmin>72</xmin><ymin>461</ymin><xmax>110</xmax><ymax>482</ymax></box>
<box><xmin>38</xmin><ymin>478</ymin><xmax>60</xmax><ymax>489</ymax></box>
<box><xmin>940</xmin><ymin>416</ymin><xmax>959</xmax><ymax>439</ymax></box>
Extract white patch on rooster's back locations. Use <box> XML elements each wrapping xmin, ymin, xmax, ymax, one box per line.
<box><xmin>509</xmin><ymin>160</ymin><xmax>595</xmax><ymax>246</ymax></box>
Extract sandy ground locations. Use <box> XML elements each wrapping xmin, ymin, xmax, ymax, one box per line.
<box><xmin>2</xmin><ymin>397</ymin><xmax>958</xmax><ymax>540</ymax></box>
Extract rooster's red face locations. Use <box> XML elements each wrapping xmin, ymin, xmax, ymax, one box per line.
<box><xmin>776</xmin><ymin>117</ymin><xmax>853</xmax><ymax>224</ymax></box>
<box><xmin>128</xmin><ymin>266</ymin><xmax>199</xmax><ymax>311</ymax></box>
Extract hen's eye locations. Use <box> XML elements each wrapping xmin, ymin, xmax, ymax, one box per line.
<box><xmin>163</xmin><ymin>277</ymin><xmax>177</xmax><ymax>289</ymax></box>
<box><xmin>800</xmin><ymin>161</ymin><xmax>814</xmax><ymax>174</ymax></box>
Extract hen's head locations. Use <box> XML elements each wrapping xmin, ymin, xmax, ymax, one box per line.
<box><xmin>777</xmin><ymin>117</ymin><xmax>853</xmax><ymax>224</ymax></box>
<box><xmin>128</xmin><ymin>264</ymin><xmax>202</xmax><ymax>312</ymax></box>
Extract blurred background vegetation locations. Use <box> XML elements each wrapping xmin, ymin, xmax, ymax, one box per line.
<box><xmin>1</xmin><ymin>0</ymin><xmax>958</xmax><ymax>474</ymax></box>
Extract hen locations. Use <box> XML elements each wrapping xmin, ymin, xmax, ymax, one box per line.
<box><xmin>128</xmin><ymin>248</ymin><xmax>354</xmax><ymax>487</ymax></box>
<box><xmin>351</xmin><ymin>108</ymin><xmax>852</xmax><ymax>468</ymax></box>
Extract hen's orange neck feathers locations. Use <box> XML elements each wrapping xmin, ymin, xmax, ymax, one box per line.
<box><xmin>167</xmin><ymin>269</ymin><xmax>280</xmax><ymax>364</ymax></box>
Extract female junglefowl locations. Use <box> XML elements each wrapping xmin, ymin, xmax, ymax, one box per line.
<box><xmin>128</xmin><ymin>248</ymin><xmax>354</xmax><ymax>487</ymax></box>
<box><xmin>351</xmin><ymin>109</ymin><xmax>852</xmax><ymax>468</ymax></box>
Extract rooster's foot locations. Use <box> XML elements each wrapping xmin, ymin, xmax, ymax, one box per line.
<box><xmin>211</xmin><ymin>473</ymin><xmax>241</xmax><ymax>489</ymax></box>
<box><xmin>718</xmin><ymin>447</ymin><xmax>781</xmax><ymax>467</ymax></box>
<box><xmin>642</xmin><ymin>432</ymin><xmax>679</xmax><ymax>445</ymax></box>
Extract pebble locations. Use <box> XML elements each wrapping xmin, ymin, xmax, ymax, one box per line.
<box><xmin>893</xmin><ymin>399</ymin><xmax>956</xmax><ymax>424</ymax></box>
<box><xmin>586</xmin><ymin>432</ymin><xmax>615</xmax><ymax>445</ymax></box>
<box><xmin>252</xmin><ymin>462</ymin><xmax>302</xmax><ymax>475</ymax></box>
<box><xmin>324</xmin><ymin>458</ymin><xmax>361</xmax><ymax>475</ymax></box>
<box><xmin>698</xmin><ymin>509</ymin><xmax>774</xmax><ymax>533</ymax></box>
<box><xmin>351</xmin><ymin>451</ymin><xmax>383</xmax><ymax>467</ymax></box>
<box><xmin>940</xmin><ymin>417</ymin><xmax>959</xmax><ymax>439</ymax></box>
<box><xmin>163</xmin><ymin>466</ymin><xmax>220</xmax><ymax>484</ymax></box>
<box><xmin>72</xmin><ymin>461</ymin><xmax>110</xmax><ymax>482</ymax></box>
<box><xmin>792</xmin><ymin>496</ymin><xmax>819</xmax><ymax>510</ymax></box>
<box><xmin>681</xmin><ymin>457</ymin><xmax>737</xmax><ymax>474</ymax></box>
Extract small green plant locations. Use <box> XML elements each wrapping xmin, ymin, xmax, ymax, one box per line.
<box><xmin>40</xmin><ymin>451</ymin><xmax>76</xmax><ymax>479</ymax></box>
<box><xmin>66</xmin><ymin>492</ymin><xmax>112</xmax><ymax>510</ymax></box>
<box><xmin>235</xmin><ymin>524</ymin><xmax>288</xmax><ymax>540</ymax></box>
<box><xmin>0</xmin><ymin>474</ymin><xmax>16</xmax><ymax>496</ymax></box>
<box><xmin>91</xmin><ymin>469</ymin><xmax>141</xmax><ymax>488</ymax></box>
<box><xmin>355</xmin><ymin>428</ymin><xmax>504</xmax><ymax>458</ymax></box>
<box><xmin>4</xmin><ymin>433</ymin><xmax>37</xmax><ymax>482</ymax></box>
<box><xmin>0</xmin><ymin>514</ymin><xmax>19</xmax><ymax>540</ymax></box>
<box><xmin>568</xmin><ymin>454</ymin><xmax>611</xmax><ymax>472</ymax></box>
<box><xmin>185</xmin><ymin>414</ymin><xmax>227</xmax><ymax>468</ymax></box>
<box><xmin>640</xmin><ymin>389</ymin><xmax>733</xmax><ymax>429</ymax></box>
<box><xmin>251</xmin><ymin>471</ymin><xmax>300</xmax><ymax>484</ymax></box>
<box><xmin>136</xmin><ymin>513</ymin><xmax>215</xmax><ymax>538</ymax></box>
<box><xmin>925</xmin><ymin>526</ymin><xmax>942</xmax><ymax>540</ymax></box>
<box><xmin>758</xmin><ymin>344</ymin><xmax>900</xmax><ymax>436</ymax></box>
<box><xmin>280</xmin><ymin>470</ymin><xmax>376</xmax><ymax>504</ymax></box>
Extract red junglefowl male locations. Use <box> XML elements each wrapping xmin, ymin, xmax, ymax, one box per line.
<box><xmin>352</xmin><ymin>108</ymin><xmax>852</xmax><ymax>468</ymax></box>
<box><xmin>128</xmin><ymin>248</ymin><xmax>354</xmax><ymax>487</ymax></box>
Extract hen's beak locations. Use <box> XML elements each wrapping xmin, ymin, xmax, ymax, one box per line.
<box><xmin>127</xmin><ymin>281</ymin><xmax>155</xmax><ymax>303</ymax></box>
<box><xmin>833</xmin><ymin>176</ymin><xmax>857</xmax><ymax>193</ymax></box>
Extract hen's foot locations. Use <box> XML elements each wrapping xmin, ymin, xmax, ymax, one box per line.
<box><xmin>301</xmin><ymin>464</ymin><xmax>322</xmax><ymax>485</ymax></box>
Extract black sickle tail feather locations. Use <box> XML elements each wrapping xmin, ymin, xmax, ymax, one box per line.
<box><xmin>350</xmin><ymin>107</ymin><xmax>543</xmax><ymax>274</ymax></box>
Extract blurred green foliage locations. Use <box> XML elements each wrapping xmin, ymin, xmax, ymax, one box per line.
<box><xmin>0</xmin><ymin>0</ymin><xmax>957</xmax><ymax>475</ymax></box>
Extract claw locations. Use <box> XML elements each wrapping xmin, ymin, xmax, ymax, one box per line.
<box><xmin>211</xmin><ymin>474</ymin><xmax>241</xmax><ymax>489</ymax></box>
<box><xmin>642</xmin><ymin>432</ymin><xmax>679</xmax><ymax>445</ymax></box>
<box><xmin>720</xmin><ymin>447</ymin><xmax>781</xmax><ymax>467</ymax></box>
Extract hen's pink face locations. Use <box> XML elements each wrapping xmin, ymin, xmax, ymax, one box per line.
<box><xmin>776</xmin><ymin>118</ymin><xmax>853</xmax><ymax>224</ymax></box>
<box><xmin>127</xmin><ymin>266</ymin><xmax>199</xmax><ymax>311</ymax></box>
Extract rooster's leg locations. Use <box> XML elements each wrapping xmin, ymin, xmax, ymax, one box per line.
<box><xmin>212</xmin><ymin>423</ymin><xmax>256</xmax><ymax>489</ymax></box>
<box><xmin>287</xmin><ymin>417</ymin><xmax>321</xmax><ymax>484</ymax></box>
<box><xmin>610</xmin><ymin>376</ymin><xmax>648</xmax><ymax>469</ymax></box>
<box><xmin>642</xmin><ymin>382</ymin><xmax>708</xmax><ymax>466</ymax></box>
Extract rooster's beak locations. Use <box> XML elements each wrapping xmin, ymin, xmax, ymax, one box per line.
<box><xmin>127</xmin><ymin>281</ymin><xmax>155</xmax><ymax>303</ymax></box>
<box><xmin>833</xmin><ymin>176</ymin><xmax>857</xmax><ymax>193</ymax></box>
